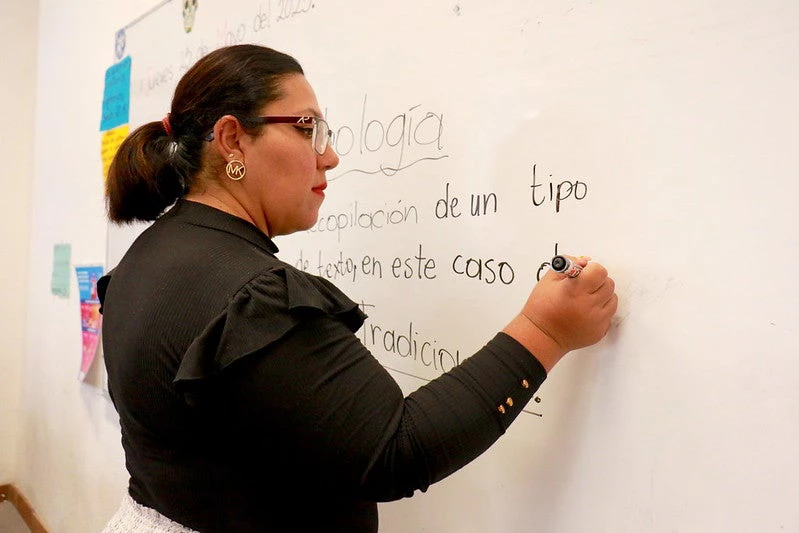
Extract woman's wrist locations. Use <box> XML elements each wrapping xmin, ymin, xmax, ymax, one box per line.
<box><xmin>502</xmin><ymin>313</ymin><xmax>567</xmax><ymax>373</ymax></box>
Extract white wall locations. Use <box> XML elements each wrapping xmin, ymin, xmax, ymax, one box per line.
<box><xmin>14</xmin><ymin>1</ymin><xmax>158</xmax><ymax>531</ymax></box>
<box><xmin>0</xmin><ymin>0</ymin><xmax>37</xmax><ymax>486</ymax></box>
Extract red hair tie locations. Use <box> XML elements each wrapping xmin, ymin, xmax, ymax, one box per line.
<box><xmin>161</xmin><ymin>113</ymin><xmax>173</xmax><ymax>136</ymax></box>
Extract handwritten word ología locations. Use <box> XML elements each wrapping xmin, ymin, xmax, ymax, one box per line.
<box><xmin>309</xmin><ymin>200</ymin><xmax>419</xmax><ymax>242</ymax></box>
<box><xmin>329</xmin><ymin>96</ymin><xmax>447</xmax><ymax>179</ymax></box>
<box><xmin>530</xmin><ymin>163</ymin><xmax>589</xmax><ymax>213</ymax></box>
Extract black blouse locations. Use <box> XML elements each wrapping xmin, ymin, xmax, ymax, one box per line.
<box><xmin>99</xmin><ymin>200</ymin><xmax>547</xmax><ymax>532</ymax></box>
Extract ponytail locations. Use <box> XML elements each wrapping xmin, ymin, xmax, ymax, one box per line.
<box><xmin>106</xmin><ymin>122</ymin><xmax>189</xmax><ymax>223</ymax></box>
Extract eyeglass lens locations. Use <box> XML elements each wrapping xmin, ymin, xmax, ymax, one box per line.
<box><xmin>313</xmin><ymin>119</ymin><xmax>333</xmax><ymax>155</ymax></box>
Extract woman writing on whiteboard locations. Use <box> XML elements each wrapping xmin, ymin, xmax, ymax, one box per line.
<box><xmin>100</xmin><ymin>44</ymin><xmax>617</xmax><ymax>533</ymax></box>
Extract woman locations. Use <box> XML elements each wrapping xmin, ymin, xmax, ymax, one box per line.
<box><xmin>100</xmin><ymin>44</ymin><xmax>617</xmax><ymax>532</ymax></box>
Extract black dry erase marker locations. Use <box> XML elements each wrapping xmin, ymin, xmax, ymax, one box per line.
<box><xmin>550</xmin><ymin>255</ymin><xmax>583</xmax><ymax>278</ymax></box>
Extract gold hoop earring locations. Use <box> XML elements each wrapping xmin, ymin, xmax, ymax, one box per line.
<box><xmin>225</xmin><ymin>159</ymin><xmax>246</xmax><ymax>181</ymax></box>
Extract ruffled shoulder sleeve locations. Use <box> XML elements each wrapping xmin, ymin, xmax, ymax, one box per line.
<box><xmin>174</xmin><ymin>266</ymin><xmax>366</xmax><ymax>391</ymax></box>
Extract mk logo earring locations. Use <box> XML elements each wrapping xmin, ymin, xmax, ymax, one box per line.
<box><xmin>225</xmin><ymin>157</ymin><xmax>246</xmax><ymax>181</ymax></box>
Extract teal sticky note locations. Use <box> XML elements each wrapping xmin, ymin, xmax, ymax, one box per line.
<box><xmin>100</xmin><ymin>56</ymin><xmax>131</xmax><ymax>131</ymax></box>
<box><xmin>52</xmin><ymin>243</ymin><xmax>71</xmax><ymax>298</ymax></box>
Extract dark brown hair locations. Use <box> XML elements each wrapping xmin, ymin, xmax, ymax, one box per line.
<box><xmin>106</xmin><ymin>45</ymin><xmax>304</xmax><ymax>223</ymax></box>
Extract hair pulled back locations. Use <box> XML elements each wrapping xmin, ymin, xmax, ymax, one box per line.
<box><xmin>106</xmin><ymin>44</ymin><xmax>304</xmax><ymax>223</ymax></box>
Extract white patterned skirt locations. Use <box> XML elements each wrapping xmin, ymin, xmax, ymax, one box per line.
<box><xmin>102</xmin><ymin>493</ymin><xmax>199</xmax><ymax>533</ymax></box>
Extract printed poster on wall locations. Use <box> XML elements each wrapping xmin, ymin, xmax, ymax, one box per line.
<box><xmin>76</xmin><ymin>265</ymin><xmax>104</xmax><ymax>381</ymax></box>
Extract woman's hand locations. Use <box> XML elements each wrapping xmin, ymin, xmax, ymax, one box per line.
<box><xmin>503</xmin><ymin>257</ymin><xmax>618</xmax><ymax>372</ymax></box>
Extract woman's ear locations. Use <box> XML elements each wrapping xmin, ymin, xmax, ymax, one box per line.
<box><xmin>210</xmin><ymin>115</ymin><xmax>245</xmax><ymax>161</ymax></box>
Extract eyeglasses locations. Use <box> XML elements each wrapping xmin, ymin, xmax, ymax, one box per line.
<box><xmin>204</xmin><ymin>115</ymin><xmax>334</xmax><ymax>155</ymax></box>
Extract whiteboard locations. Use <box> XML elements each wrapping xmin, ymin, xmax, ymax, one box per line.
<box><xmin>107</xmin><ymin>1</ymin><xmax>799</xmax><ymax>531</ymax></box>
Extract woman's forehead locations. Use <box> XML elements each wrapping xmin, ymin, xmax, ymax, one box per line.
<box><xmin>266</xmin><ymin>74</ymin><xmax>322</xmax><ymax>116</ymax></box>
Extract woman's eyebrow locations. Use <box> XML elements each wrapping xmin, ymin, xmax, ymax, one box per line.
<box><xmin>294</xmin><ymin>107</ymin><xmax>323</xmax><ymax>118</ymax></box>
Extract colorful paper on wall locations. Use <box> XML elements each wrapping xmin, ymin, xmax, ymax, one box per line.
<box><xmin>51</xmin><ymin>243</ymin><xmax>72</xmax><ymax>298</ymax></box>
<box><xmin>76</xmin><ymin>265</ymin><xmax>104</xmax><ymax>381</ymax></box>
<box><xmin>100</xmin><ymin>56</ymin><xmax>131</xmax><ymax>183</ymax></box>
<box><xmin>101</xmin><ymin>124</ymin><xmax>130</xmax><ymax>179</ymax></box>
<box><xmin>100</xmin><ymin>56</ymin><xmax>131</xmax><ymax>131</ymax></box>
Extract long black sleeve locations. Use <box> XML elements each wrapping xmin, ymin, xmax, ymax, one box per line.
<box><xmin>215</xmin><ymin>317</ymin><xmax>546</xmax><ymax>502</ymax></box>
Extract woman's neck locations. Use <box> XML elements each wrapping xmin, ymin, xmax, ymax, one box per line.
<box><xmin>184</xmin><ymin>189</ymin><xmax>271</xmax><ymax>236</ymax></box>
